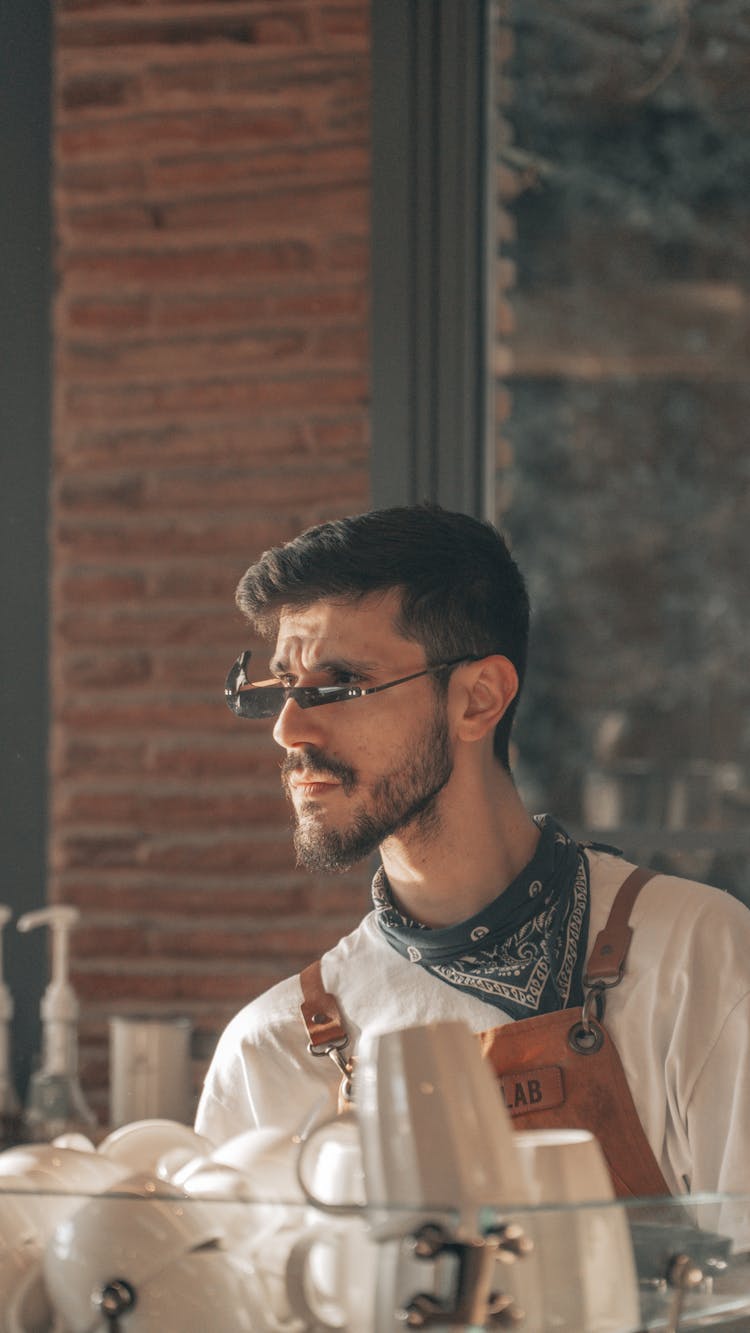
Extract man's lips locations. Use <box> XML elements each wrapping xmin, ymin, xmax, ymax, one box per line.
<box><xmin>288</xmin><ymin>774</ymin><xmax>340</xmax><ymax>795</ymax></box>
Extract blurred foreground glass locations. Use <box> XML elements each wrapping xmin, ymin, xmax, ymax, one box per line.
<box><xmin>0</xmin><ymin>1184</ymin><xmax>746</xmax><ymax>1331</ymax></box>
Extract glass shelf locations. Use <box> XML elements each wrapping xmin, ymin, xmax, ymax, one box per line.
<box><xmin>2</xmin><ymin>1181</ymin><xmax>750</xmax><ymax>1330</ymax></box>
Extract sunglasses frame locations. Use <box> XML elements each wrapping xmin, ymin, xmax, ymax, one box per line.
<box><xmin>225</xmin><ymin>650</ymin><xmax>479</xmax><ymax>720</ymax></box>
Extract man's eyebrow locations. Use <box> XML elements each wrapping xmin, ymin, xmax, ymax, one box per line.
<box><xmin>269</xmin><ymin>655</ymin><xmax>377</xmax><ymax>677</ymax></box>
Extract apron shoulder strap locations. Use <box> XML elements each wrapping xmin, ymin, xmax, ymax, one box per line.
<box><xmin>299</xmin><ymin>959</ymin><xmax>348</xmax><ymax>1052</ymax></box>
<box><xmin>584</xmin><ymin>864</ymin><xmax>657</xmax><ymax>987</ymax></box>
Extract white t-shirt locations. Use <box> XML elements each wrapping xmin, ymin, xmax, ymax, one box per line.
<box><xmin>196</xmin><ymin>849</ymin><xmax>750</xmax><ymax>1199</ymax></box>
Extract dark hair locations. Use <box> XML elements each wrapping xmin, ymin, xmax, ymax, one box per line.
<box><xmin>236</xmin><ymin>504</ymin><xmax>530</xmax><ymax>769</ymax></box>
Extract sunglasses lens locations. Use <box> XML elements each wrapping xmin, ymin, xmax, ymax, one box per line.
<box><xmin>237</xmin><ymin>686</ymin><xmax>287</xmax><ymax>719</ymax></box>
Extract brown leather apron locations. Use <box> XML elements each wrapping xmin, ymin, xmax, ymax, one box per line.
<box><xmin>300</xmin><ymin>865</ymin><xmax>670</xmax><ymax>1200</ymax></box>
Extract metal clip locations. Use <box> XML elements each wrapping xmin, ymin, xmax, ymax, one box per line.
<box><xmin>665</xmin><ymin>1252</ymin><xmax>706</xmax><ymax>1332</ymax></box>
<box><xmin>399</xmin><ymin>1221</ymin><xmax>531</xmax><ymax>1327</ymax></box>
<box><xmin>327</xmin><ymin>1044</ymin><xmax>354</xmax><ymax>1103</ymax></box>
<box><xmin>582</xmin><ymin>981</ymin><xmax>605</xmax><ymax>1030</ymax></box>
<box><xmin>306</xmin><ymin>1032</ymin><xmax>353</xmax><ymax>1102</ymax></box>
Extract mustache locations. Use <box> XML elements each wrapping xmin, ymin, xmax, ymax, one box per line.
<box><xmin>280</xmin><ymin>749</ymin><xmax>358</xmax><ymax>795</ymax></box>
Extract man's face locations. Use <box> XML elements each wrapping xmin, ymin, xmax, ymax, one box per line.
<box><xmin>269</xmin><ymin>592</ymin><xmax>454</xmax><ymax>872</ymax></box>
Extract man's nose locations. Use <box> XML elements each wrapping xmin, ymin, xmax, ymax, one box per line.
<box><xmin>272</xmin><ymin>695</ymin><xmax>325</xmax><ymax>751</ymax></box>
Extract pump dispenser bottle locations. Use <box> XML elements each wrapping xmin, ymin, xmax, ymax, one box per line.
<box><xmin>18</xmin><ymin>905</ymin><xmax>97</xmax><ymax>1142</ymax></box>
<box><xmin>0</xmin><ymin>906</ymin><xmax>22</xmax><ymax>1148</ymax></box>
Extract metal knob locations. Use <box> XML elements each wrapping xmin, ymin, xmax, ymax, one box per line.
<box><xmin>94</xmin><ymin>1278</ymin><xmax>137</xmax><ymax>1327</ymax></box>
<box><xmin>488</xmin><ymin>1221</ymin><xmax>534</xmax><ymax>1263</ymax></box>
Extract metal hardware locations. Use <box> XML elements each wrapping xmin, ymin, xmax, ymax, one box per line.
<box><xmin>397</xmin><ymin>1293</ymin><xmax>445</xmax><ymax>1327</ymax></box>
<box><xmin>487</xmin><ymin>1222</ymin><xmax>535</xmax><ymax>1263</ymax></box>
<box><xmin>582</xmin><ymin>981</ymin><xmax>605</xmax><ymax>1028</ymax></box>
<box><xmin>399</xmin><ymin>1220</ymin><xmax>531</xmax><ymax>1327</ymax></box>
<box><xmin>664</xmin><ymin>1252</ymin><xmax>707</xmax><ymax>1332</ymax></box>
<box><xmin>94</xmin><ymin>1278</ymin><xmax>137</xmax><ymax>1328</ymax></box>
<box><xmin>328</xmin><ymin>1045</ymin><xmax>354</xmax><ymax>1102</ymax></box>
<box><xmin>567</xmin><ymin>1017</ymin><xmax>605</xmax><ymax>1055</ymax></box>
<box><xmin>306</xmin><ymin>1032</ymin><xmax>354</xmax><ymax>1102</ymax></box>
<box><xmin>307</xmin><ymin>1033</ymin><xmax>349</xmax><ymax>1057</ymax></box>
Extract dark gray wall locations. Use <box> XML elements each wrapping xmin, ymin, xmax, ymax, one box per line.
<box><xmin>0</xmin><ymin>0</ymin><xmax>51</xmax><ymax>1094</ymax></box>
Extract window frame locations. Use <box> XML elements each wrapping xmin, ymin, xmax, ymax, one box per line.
<box><xmin>370</xmin><ymin>0</ymin><xmax>494</xmax><ymax>519</ymax></box>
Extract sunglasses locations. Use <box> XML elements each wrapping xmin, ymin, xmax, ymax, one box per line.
<box><xmin>225</xmin><ymin>650</ymin><xmax>479</xmax><ymax>720</ymax></box>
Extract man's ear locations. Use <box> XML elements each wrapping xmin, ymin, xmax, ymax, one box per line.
<box><xmin>455</xmin><ymin>655</ymin><xmax>519</xmax><ymax>742</ymax></box>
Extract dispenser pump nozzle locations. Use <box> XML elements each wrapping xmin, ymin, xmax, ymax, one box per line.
<box><xmin>17</xmin><ymin>904</ymin><xmax>96</xmax><ymax>1140</ymax></box>
<box><xmin>18</xmin><ymin>905</ymin><xmax>80</xmax><ymax>1025</ymax></box>
<box><xmin>0</xmin><ymin>906</ymin><xmax>13</xmax><ymax>1021</ymax></box>
<box><xmin>0</xmin><ymin>906</ymin><xmax>21</xmax><ymax>1144</ymax></box>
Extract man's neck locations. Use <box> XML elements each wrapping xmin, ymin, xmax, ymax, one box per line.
<box><xmin>378</xmin><ymin>764</ymin><xmax>541</xmax><ymax>929</ymax></box>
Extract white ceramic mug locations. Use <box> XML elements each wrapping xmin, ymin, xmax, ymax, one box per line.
<box><xmin>43</xmin><ymin>1170</ymin><xmax>226</xmax><ymax>1333</ymax></box>
<box><xmin>82</xmin><ymin>1247</ymin><xmax>267</xmax><ymax>1333</ymax></box>
<box><xmin>288</xmin><ymin>1116</ymin><xmax>374</xmax><ymax>1332</ymax></box>
<box><xmin>515</xmin><ymin>1128</ymin><xmax>641</xmax><ymax>1332</ymax></box>
<box><xmin>356</xmin><ymin>1021</ymin><xmax>529</xmax><ymax>1228</ymax></box>
<box><xmin>0</xmin><ymin>1191</ymin><xmax>52</xmax><ymax>1333</ymax></box>
<box><xmin>354</xmin><ymin>1022</ymin><xmax>538</xmax><ymax>1330</ymax></box>
<box><xmin>0</xmin><ymin>1144</ymin><xmax>127</xmax><ymax>1236</ymax></box>
<box><xmin>97</xmin><ymin>1117</ymin><xmax>211</xmax><ymax>1176</ymax></box>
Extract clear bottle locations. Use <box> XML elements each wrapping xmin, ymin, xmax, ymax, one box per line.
<box><xmin>0</xmin><ymin>906</ymin><xmax>22</xmax><ymax>1148</ymax></box>
<box><xmin>17</xmin><ymin>906</ymin><xmax>97</xmax><ymax>1142</ymax></box>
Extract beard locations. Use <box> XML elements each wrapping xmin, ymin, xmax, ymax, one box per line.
<box><xmin>280</xmin><ymin>700</ymin><xmax>454</xmax><ymax>873</ymax></box>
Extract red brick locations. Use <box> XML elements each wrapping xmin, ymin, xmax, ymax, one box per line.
<box><xmin>148</xmin><ymin>652</ymin><xmax>248</xmax><ymax>691</ymax></box>
<box><xmin>72</xmin><ymin>922</ymin><xmax>343</xmax><ymax>961</ymax></box>
<box><xmin>321</xmin><ymin>232</ymin><xmax>368</xmax><ymax>271</ymax></box>
<box><xmin>63</xmin><ymin>182</ymin><xmax>368</xmax><ymax>241</ymax></box>
<box><xmin>55</xmin><ymin>567</ymin><xmax>148</xmax><ymax>601</ymax></box>
<box><xmin>50</xmin><ymin>0</ymin><xmax>372</xmax><ymax>1105</ymax></box>
<box><xmin>60</xmin><ymin>70</ymin><xmax>142</xmax><ymax>112</ymax></box>
<box><xmin>56</xmin><ymin>699</ymin><xmax>235</xmax><ymax>732</ymax></box>
<box><xmin>51</xmin><ymin>734</ymin><xmax>148</xmax><ymax>779</ymax></box>
<box><xmin>144</xmin><ymin>564</ymin><xmax>257</xmax><ymax>603</ymax></box>
<box><xmin>55</xmin><ymin>471</ymin><xmax>146</xmax><ymax>510</ymax></box>
<box><xmin>57</xmin><ymin>419</ymin><xmax>311</xmax><ymax>468</ymax></box>
<box><xmin>62</xmin><ymin>372</ymin><xmax>369</xmax><ymax>422</ymax></box>
<box><xmin>144</xmin><ymin>466</ymin><xmax>367</xmax><ymax>511</ymax></box>
<box><xmin>58</xmin><ymin>14</ymin><xmax>312</xmax><ymax>53</ymax></box>
<box><xmin>56</xmin><ymin>788</ymin><xmax>289</xmax><ymax>829</ymax></box>
<box><xmin>54</xmin><ymin>833</ymin><xmax>142</xmax><ymax>870</ymax></box>
<box><xmin>58</xmin><ymin>108</ymin><xmax>308</xmax><ymax>161</ymax></box>
<box><xmin>56</xmin><ymin>160</ymin><xmax>147</xmax><ymax>196</ymax></box>
<box><xmin>141</xmin><ymin>834</ymin><xmax>296</xmax><ymax>875</ymax></box>
<box><xmin>71</xmin><ymin>973</ymin><xmax>282</xmax><ymax>1004</ymax></box>
<box><xmin>57</xmin><ymin>878</ymin><xmax>309</xmax><ymax>918</ymax></box>
<box><xmin>62</xmin><ymin>241</ymin><xmax>316</xmax><ymax>288</ymax></box>
<box><xmin>147</xmin><ymin>52</ymin><xmax>363</xmax><ymax>99</ymax></box>
<box><xmin>56</xmin><ymin>649</ymin><xmax>154</xmax><ymax>690</ymax></box>
<box><xmin>55</xmin><ymin>606</ymin><xmax>231</xmax><ymax>647</ymax></box>
<box><xmin>55</xmin><ymin>514</ymin><xmax>302</xmax><ymax>559</ymax></box>
<box><xmin>146</xmin><ymin>143</ymin><xmax>369</xmax><ymax>196</ymax></box>
<box><xmin>316</xmin><ymin>6</ymin><xmax>370</xmax><ymax>44</ymax></box>
<box><xmin>60</xmin><ymin>331</ymin><xmax>309</xmax><ymax>382</ymax></box>
<box><xmin>313</xmin><ymin>325</ymin><xmax>368</xmax><ymax>361</ymax></box>
<box><xmin>146</xmin><ymin>740</ymin><xmax>278</xmax><ymax>780</ymax></box>
<box><xmin>154</xmin><ymin>284</ymin><xmax>368</xmax><ymax>331</ymax></box>
<box><xmin>65</xmin><ymin>298</ymin><xmax>151</xmax><ymax>333</ymax></box>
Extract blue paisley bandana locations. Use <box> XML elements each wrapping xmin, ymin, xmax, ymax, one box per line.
<box><xmin>372</xmin><ymin>815</ymin><xmax>594</xmax><ymax>1020</ymax></box>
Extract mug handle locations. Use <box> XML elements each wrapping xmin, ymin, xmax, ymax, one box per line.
<box><xmin>285</xmin><ymin>1226</ymin><xmax>349</xmax><ymax>1332</ymax></box>
<box><xmin>6</xmin><ymin>1263</ymin><xmax>55</xmax><ymax>1333</ymax></box>
<box><xmin>296</xmin><ymin>1117</ymin><xmax>366</xmax><ymax>1218</ymax></box>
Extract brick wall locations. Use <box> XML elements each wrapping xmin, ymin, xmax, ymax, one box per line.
<box><xmin>51</xmin><ymin>0</ymin><xmax>372</xmax><ymax>1120</ymax></box>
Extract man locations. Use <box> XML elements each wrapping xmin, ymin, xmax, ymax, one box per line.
<box><xmin>196</xmin><ymin>504</ymin><xmax>750</xmax><ymax>1200</ymax></box>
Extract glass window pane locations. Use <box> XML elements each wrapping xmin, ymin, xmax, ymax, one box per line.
<box><xmin>490</xmin><ymin>0</ymin><xmax>750</xmax><ymax>902</ymax></box>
